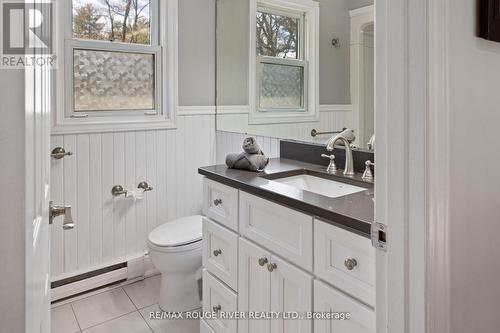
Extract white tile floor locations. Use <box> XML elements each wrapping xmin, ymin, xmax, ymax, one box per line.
<box><xmin>51</xmin><ymin>275</ymin><xmax>200</xmax><ymax>333</ymax></box>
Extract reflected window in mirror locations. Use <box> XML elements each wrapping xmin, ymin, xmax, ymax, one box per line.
<box><xmin>248</xmin><ymin>0</ymin><xmax>319</xmax><ymax>124</ymax></box>
<box><xmin>256</xmin><ymin>7</ymin><xmax>306</xmax><ymax>112</ymax></box>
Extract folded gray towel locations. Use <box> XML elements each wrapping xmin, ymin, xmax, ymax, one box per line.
<box><xmin>242</xmin><ymin>137</ymin><xmax>262</xmax><ymax>154</ymax></box>
<box><xmin>226</xmin><ymin>152</ymin><xmax>269</xmax><ymax>171</ymax></box>
<box><xmin>226</xmin><ymin>137</ymin><xmax>269</xmax><ymax>171</ymax></box>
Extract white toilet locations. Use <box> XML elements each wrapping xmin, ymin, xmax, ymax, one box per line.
<box><xmin>147</xmin><ymin>215</ymin><xmax>203</xmax><ymax>312</ymax></box>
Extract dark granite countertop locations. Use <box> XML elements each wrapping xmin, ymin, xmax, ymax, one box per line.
<box><xmin>198</xmin><ymin>158</ymin><xmax>374</xmax><ymax>238</ymax></box>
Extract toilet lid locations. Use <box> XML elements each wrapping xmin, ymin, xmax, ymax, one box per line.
<box><xmin>148</xmin><ymin>215</ymin><xmax>203</xmax><ymax>247</ymax></box>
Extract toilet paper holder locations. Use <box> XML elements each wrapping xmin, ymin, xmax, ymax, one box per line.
<box><xmin>111</xmin><ymin>182</ymin><xmax>154</xmax><ymax>197</ymax></box>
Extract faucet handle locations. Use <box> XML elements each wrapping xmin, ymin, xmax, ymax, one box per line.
<box><xmin>321</xmin><ymin>154</ymin><xmax>335</xmax><ymax>160</ymax></box>
<box><xmin>321</xmin><ymin>154</ymin><xmax>337</xmax><ymax>173</ymax></box>
<box><xmin>362</xmin><ymin>160</ymin><xmax>375</xmax><ymax>181</ymax></box>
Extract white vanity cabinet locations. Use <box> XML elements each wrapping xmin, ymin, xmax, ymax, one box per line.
<box><xmin>201</xmin><ymin>177</ymin><xmax>375</xmax><ymax>333</ymax></box>
<box><xmin>238</xmin><ymin>238</ymin><xmax>313</xmax><ymax>333</ymax></box>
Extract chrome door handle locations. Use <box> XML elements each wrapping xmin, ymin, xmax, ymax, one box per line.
<box><xmin>213</xmin><ymin>199</ymin><xmax>222</xmax><ymax>206</ymax></box>
<box><xmin>344</xmin><ymin>258</ymin><xmax>358</xmax><ymax>270</ymax></box>
<box><xmin>49</xmin><ymin>201</ymin><xmax>75</xmax><ymax>230</ymax></box>
<box><xmin>212</xmin><ymin>304</ymin><xmax>222</xmax><ymax>313</ymax></box>
<box><xmin>258</xmin><ymin>257</ymin><xmax>268</xmax><ymax>266</ymax></box>
<box><xmin>267</xmin><ymin>263</ymin><xmax>277</xmax><ymax>272</ymax></box>
<box><xmin>51</xmin><ymin>147</ymin><xmax>73</xmax><ymax>160</ymax></box>
<box><xmin>213</xmin><ymin>249</ymin><xmax>222</xmax><ymax>256</ymax></box>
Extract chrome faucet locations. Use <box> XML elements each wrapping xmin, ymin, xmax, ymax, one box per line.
<box><xmin>367</xmin><ymin>134</ymin><xmax>375</xmax><ymax>151</ymax></box>
<box><xmin>326</xmin><ymin>134</ymin><xmax>355</xmax><ymax>176</ymax></box>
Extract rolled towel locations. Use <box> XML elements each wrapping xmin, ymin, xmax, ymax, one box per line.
<box><xmin>341</xmin><ymin>128</ymin><xmax>356</xmax><ymax>143</ymax></box>
<box><xmin>327</xmin><ymin>128</ymin><xmax>356</xmax><ymax>146</ymax></box>
<box><xmin>226</xmin><ymin>152</ymin><xmax>269</xmax><ymax>172</ymax></box>
<box><xmin>242</xmin><ymin>137</ymin><xmax>262</xmax><ymax>154</ymax></box>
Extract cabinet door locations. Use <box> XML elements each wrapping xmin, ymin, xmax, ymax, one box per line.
<box><xmin>270</xmin><ymin>255</ymin><xmax>313</xmax><ymax>333</ymax></box>
<box><xmin>314</xmin><ymin>280</ymin><xmax>375</xmax><ymax>333</ymax></box>
<box><xmin>203</xmin><ymin>217</ymin><xmax>239</xmax><ymax>290</ymax></box>
<box><xmin>238</xmin><ymin>238</ymin><xmax>271</xmax><ymax>333</ymax></box>
<box><xmin>200</xmin><ymin>319</ymin><xmax>216</xmax><ymax>333</ymax></box>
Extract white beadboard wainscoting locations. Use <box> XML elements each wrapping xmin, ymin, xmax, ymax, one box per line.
<box><xmin>215</xmin><ymin>131</ymin><xmax>281</xmax><ymax>165</ymax></box>
<box><xmin>216</xmin><ymin>105</ymin><xmax>353</xmax><ymax>144</ymax></box>
<box><xmin>50</xmin><ymin>113</ymin><xmax>216</xmax><ymax>280</ymax></box>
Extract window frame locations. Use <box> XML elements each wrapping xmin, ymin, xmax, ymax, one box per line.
<box><xmin>256</xmin><ymin>56</ymin><xmax>308</xmax><ymax>112</ymax></box>
<box><xmin>66</xmin><ymin>39</ymin><xmax>162</xmax><ymax>118</ymax></box>
<box><xmin>249</xmin><ymin>0</ymin><xmax>319</xmax><ymax>125</ymax></box>
<box><xmin>53</xmin><ymin>0</ymin><xmax>178</xmax><ymax>134</ymax></box>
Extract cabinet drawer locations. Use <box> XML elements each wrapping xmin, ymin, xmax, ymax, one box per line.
<box><xmin>313</xmin><ymin>280</ymin><xmax>375</xmax><ymax>333</ymax></box>
<box><xmin>203</xmin><ymin>178</ymin><xmax>239</xmax><ymax>231</ymax></box>
<box><xmin>239</xmin><ymin>191</ymin><xmax>313</xmax><ymax>271</ymax></box>
<box><xmin>201</xmin><ymin>319</ymin><xmax>216</xmax><ymax>333</ymax></box>
<box><xmin>203</xmin><ymin>270</ymin><xmax>238</xmax><ymax>333</ymax></box>
<box><xmin>203</xmin><ymin>217</ymin><xmax>239</xmax><ymax>290</ymax></box>
<box><xmin>314</xmin><ymin>220</ymin><xmax>375</xmax><ymax>306</ymax></box>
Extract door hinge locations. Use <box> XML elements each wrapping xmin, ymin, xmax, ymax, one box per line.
<box><xmin>371</xmin><ymin>222</ymin><xmax>387</xmax><ymax>252</ymax></box>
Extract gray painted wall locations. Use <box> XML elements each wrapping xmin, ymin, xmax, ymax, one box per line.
<box><xmin>179</xmin><ymin>0</ymin><xmax>216</xmax><ymax>106</ymax></box>
<box><xmin>449</xmin><ymin>1</ymin><xmax>500</xmax><ymax>332</ymax></box>
<box><xmin>0</xmin><ymin>70</ymin><xmax>26</xmax><ymax>332</ymax></box>
<box><xmin>348</xmin><ymin>0</ymin><xmax>373</xmax><ymax>10</ymax></box>
<box><xmin>319</xmin><ymin>0</ymin><xmax>352</xmax><ymax>104</ymax></box>
<box><xmin>216</xmin><ymin>0</ymin><xmax>249</xmax><ymax>105</ymax></box>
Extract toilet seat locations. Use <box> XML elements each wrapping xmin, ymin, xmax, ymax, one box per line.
<box><xmin>147</xmin><ymin>215</ymin><xmax>203</xmax><ymax>252</ymax></box>
<box><xmin>147</xmin><ymin>238</ymin><xmax>201</xmax><ymax>253</ymax></box>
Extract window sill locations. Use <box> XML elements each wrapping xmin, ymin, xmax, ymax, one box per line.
<box><xmin>51</xmin><ymin>117</ymin><xmax>177</xmax><ymax>135</ymax></box>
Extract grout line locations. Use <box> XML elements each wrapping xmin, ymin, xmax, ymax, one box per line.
<box><xmin>122</xmin><ymin>285</ymin><xmax>140</xmax><ymax>310</ymax></box>
<box><xmin>70</xmin><ymin>303</ymin><xmax>82</xmax><ymax>332</ymax></box>
<box><xmin>79</xmin><ymin>309</ymin><xmax>140</xmax><ymax>332</ymax></box>
<box><xmin>137</xmin><ymin>307</ymin><xmax>156</xmax><ymax>333</ymax></box>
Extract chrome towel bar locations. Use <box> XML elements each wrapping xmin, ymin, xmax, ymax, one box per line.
<box><xmin>310</xmin><ymin>127</ymin><xmax>348</xmax><ymax>137</ymax></box>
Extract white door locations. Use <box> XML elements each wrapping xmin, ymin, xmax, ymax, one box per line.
<box><xmin>24</xmin><ymin>12</ymin><xmax>52</xmax><ymax>332</ymax></box>
<box><xmin>270</xmin><ymin>255</ymin><xmax>313</xmax><ymax>333</ymax></box>
<box><xmin>238</xmin><ymin>238</ymin><xmax>271</xmax><ymax>333</ymax></box>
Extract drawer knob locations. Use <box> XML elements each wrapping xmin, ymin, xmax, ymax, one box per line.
<box><xmin>212</xmin><ymin>304</ymin><xmax>222</xmax><ymax>313</ymax></box>
<box><xmin>344</xmin><ymin>258</ymin><xmax>358</xmax><ymax>270</ymax></box>
<box><xmin>267</xmin><ymin>263</ymin><xmax>278</xmax><ymax>272</ymax></box>
<box><xmin>213</xmin><ymin>249</ymin><xmax>222</xmax><ymax>256</ymax></box>
<box><xmin>213</xmin><ymin>199</ymin><xmax>223</xmax><ymax>206</ymax></box>
<box><xmin>258</xmin><ymin>257</ymin><xmax>268</xmax><ymax>266</ymax></box>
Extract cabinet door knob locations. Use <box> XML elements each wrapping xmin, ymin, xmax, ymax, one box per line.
<box><xmin>212</xmin><ymin>304</ymin><xmax>222</xmax><ymax>313</ymax></box>
<box><xmin>213</xmin><ymin>249</ymin><xmax>222</xmax><ymax>256</ymax></box>
<box><xmin>258</xmin><ymin>257</ymin><xmax>268</xmax><ymax>266</ymax></box>
<box><xmin>213</xmin><ymin>199</ymin><xmax>223</xmax><ymax>206</ymax></box>
<box><xmin>267</xmin><ymin>263</ymin><xmax>278</xmax><ymax>272</ymax></box>
<box><xmin>344</xmin><ymin>258</ymin><xmax>358</xmax><ymax>270</ymax></box>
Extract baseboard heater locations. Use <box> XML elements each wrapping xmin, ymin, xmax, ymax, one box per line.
<box><xmin>50</xmin><ymin>255</ymin><xmax>155</xmax><ymax>302</ymax></box>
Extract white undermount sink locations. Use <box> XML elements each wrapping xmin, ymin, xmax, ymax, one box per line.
<box><xmin>272</xmin><ymin>174</ymin><xmax>366</xmax><ymax>198</ymax></box>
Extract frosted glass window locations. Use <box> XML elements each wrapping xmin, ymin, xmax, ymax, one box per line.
<box><xmin>73</xmin><ymin>49</ymin><xmax>155</xmax><ymax>112</ymax></box>
<box><xmin>256</xmin><ymin>11</ymin><xmax>298</xmax><ymax>59</ymax></box>
<box><xmin>259</xmin><ymin>63</ymin><xmax>304</xmax><ymax>110</ymax></box>
<box><xmin>72</xmin><ymin>0</ymin><xmax>152</xmax><ymax>44</ymax></box>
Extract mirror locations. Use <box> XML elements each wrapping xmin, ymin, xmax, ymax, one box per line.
<box><xmin>216</xmin><ymin>0</ymin><xmax>375</xmax><ymax>150</ymax></box>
